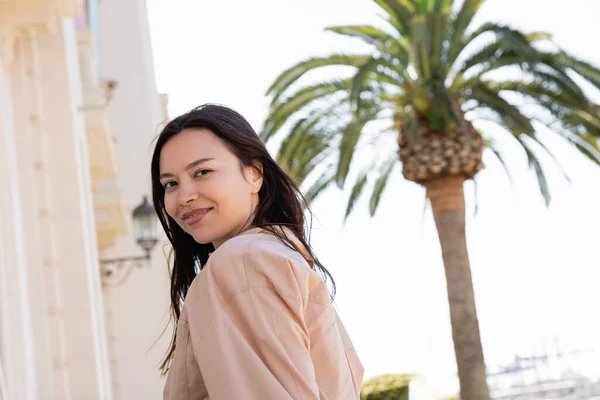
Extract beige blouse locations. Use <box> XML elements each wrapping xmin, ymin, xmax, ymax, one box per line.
<box><xmin>163</xmin><ymin>227</ymin><xmax>364</xmax><ymax>400</ymax></box>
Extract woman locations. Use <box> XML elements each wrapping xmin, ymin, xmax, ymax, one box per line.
<box><xmin>152</xmin><ymin>104</ymin><xmax>364</xmax><ymax>400</ymax></box>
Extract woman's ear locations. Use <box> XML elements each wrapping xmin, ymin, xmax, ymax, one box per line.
<box><xmin>247</xmin><ymin>162</ymin><xmax>263</xmax><ymax>194</ymax></box>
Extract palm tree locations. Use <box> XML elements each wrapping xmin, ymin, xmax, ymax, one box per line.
<box><xmin>261</xmin><ymin>0</ymin><xmax>600</xmax><ymax>399</ymax></box>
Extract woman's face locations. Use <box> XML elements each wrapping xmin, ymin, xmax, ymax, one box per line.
<box><xmin>159</xmin><ymin>128</ymin><xmax>263</xmax><ymax>248</ymax></box>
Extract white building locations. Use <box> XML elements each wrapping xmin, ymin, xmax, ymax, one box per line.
<box><xmin>0</xmin><ymin>0</ymin><xmax>170</xmax><ymax>398</ymax></box>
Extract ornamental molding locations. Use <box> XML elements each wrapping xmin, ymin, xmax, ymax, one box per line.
<box><xmin>0</xmin><ymin>0</ymin><xmax>83</xmax><ymax>67</ymax></box>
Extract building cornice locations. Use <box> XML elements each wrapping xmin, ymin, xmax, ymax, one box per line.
<box><xmin>0</xmin><ymin>0</ymin><xmax>83</xmax><ymax>67</ymax></box>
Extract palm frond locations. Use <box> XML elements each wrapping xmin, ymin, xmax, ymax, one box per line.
<box><xmin>371</xmin><ymin>67</ymin><xmax>408</xmax><ymax>88</ymax></box>
<box><xmin>303</xmin><ymin>149</ymin><xmax>334</xmax><ymax>182</ymax></box>
<box><xmin>408</xmin><ymin>12</ymin><xmax>450</xmax><ymax>80</ymax></box>
<box><xmin>467</xmin><ymin>23</ymin><xmax>539</xmax><ymax>62</ymax></box>
<box><xmin>469</xmin><ymin>83</ymin><xmax>535</xmax><ymax>134</ymax></box>
<box><xmin>374</xmin><ymin>0</ymin><xmax>415</xmax><ymax>35</ymax></box>
<box><xmin>432</xmin><ymin>0</ymin><xmax>452</xmax><ymax>14</ymax></box>
<box><xmin>350</xmin><ymin>57</ymin><xmax>384</xmax><ymax>108</ymax></box>
<box><xmin>336</xmin><ymin>116</ymin><xmax>371</xmax><ymax>188</ymax></box>
<box><xmin>345</xmin><ymin>172</ymin><xmax>369</xmax><ymax>220</ymax></box>
<box><xmin>416</xmin><ymin>0</ymin><xmax>431</xmax><ymax>13</ymax></box>
<box><xmin>305</xmin><ymin>168</ymin><xmax>336</xmax><ymax>203</ymax></box>
<box><xmin>521</xmin><ymin>134</ymin><xmax>571</xmax><ymax>183</ymax></box>
<box><xmin>269</xmin><ymin>78</ymin><xmax>352</xmax><ymax>110</ymax></box>
<box><xmin>535</xmin><ymin>113</ymin><xmax>600</xmax><ymax>167</ymax></box>
<box><xmin>563</xmin><ymin>108</ymin><xmax>600</xmax><ymax>133</ymax></box>
<box><xmin>451</xmin><ymin>23</ymin><xmax>540</xmax><ymax>81</ymax></box>
<box><xmin>277</xmin><ymin>107</ymin><xmax>338</xmax><ymax>170</ymax></box>
<box><xmin>409</xmin><ymin>14</ymin><xmax>432</xmax><ymax>79</ymax></box>
<box><xmin>562</xmin><ymin>133</ymin><xmax>600</xmax><ymax>166</ymax></box>
<box><xmin>282</xmin><ymin>133</ymin><xmax>334</xmax><ymax>183</ymax></box>
<box><xmin>516</xmin><ymin>136</ymin><xmax>551</xmax><ymax>206</ymax></box>
<box><xmin>376</xmin><ymin>57</ymin><xmax>411</xmax><ymax>80</ymax></box>
<box><xmin>401</xmin><ymin>0</ymin><xmax>419</xmax><ymax>11</ymax></box>
<box><xmin>398</xmin><ymin>104</ymin><xmax>422</xmax><ymax>143</ymax></box>
<box><xmin>262</xmin><ymin>79</ymin><xmax>352</xmax><ymax>141</ymax></box>
<box><xmin>525</xmin><ymin>90</ymin><xmax>600</xmax><ymax>136</ymax></box>
<box><xmin>557</xmin><ymin>52</ymin><xmax>600</xmax><ymax>92</ymax></box>
<box><xmin>479</xmin><ymin>79</ymin><xmax>584</xmax><ymax>114</ymax></box>
<box><xmin>276</xmin><ymin>110</ymin><xmax>340</xmax><ymax>183</ymax></box>
<box><xmin>447</xmin><ymin>0</ymin><xmax>488</xmax><ymax>62</ymax></box>
<box><xmin>347</xmin><ymin>59</ymin><xmax>409</xmax><ymax>112</ymax></box>
<box><xmin>529</xmin><ymin>69</ymin><xmax>586</xmax><ymax>108</ymax></box>
<box><xmin>369</xmin><ymin>157</ymin><xmax>397</xmax><ymax>216</ymax></box>
<box><xmin>428</xmin><ymin>12</ymin><xmax>449</xmax><ymax>79</ymax></box>
<box><xmin>486</xmin><ymin>144</ymin><xmax>514</xmax><ymax>185</ymax></box>
<box><xmin>448</xmin><ymin>91</ymin><xmax>471</xmax><ymax>137</ymax></box>
<box><xmin>451</xmin><ymin>49</ymin><xmax>526</xmax><ymax>90</ymax></box>
<box><xmin>454</xmin><ymin>39</ymin><xmax>505</xmax><ymax>78</ymax></box>
<box><xmin>526</xmin><ymin>32</ymin><xmax>552</xmax><ymax>42</ymax></box>
<box><xmin>326</xmin><ymin>25</ymin><xmax>406</xmax><ymax>55</ymax></box>
<box><xmin>265</xmin><ymin>54</ymin><xmax>370</xmax><ymax>103</ymax></box>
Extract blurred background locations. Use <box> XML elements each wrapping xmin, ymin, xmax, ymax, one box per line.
<box><xmin>1</xmin><ymin>0</ymin><xmax>599</xmax><ymax>399</ymax></box>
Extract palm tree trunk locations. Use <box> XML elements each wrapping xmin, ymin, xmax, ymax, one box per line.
<box><xmin>425</xmin><ymin>176</ymin><xmax>490</xmax><ymax>400</ymax></box>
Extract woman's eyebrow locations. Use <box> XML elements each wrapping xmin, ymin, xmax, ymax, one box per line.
<box><xmin>159</xmin><ymin>158</ymin><xmax>216</xmax><ymax>180</ymax></box>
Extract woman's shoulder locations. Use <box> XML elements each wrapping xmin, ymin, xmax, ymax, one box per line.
<box><xmin>210</xmin><ymin>226</ymin><xmax>310</xmax><ymax>270</ymax></box>
<box><xmin>202</xmin><ymin>227</ymin><xmax>322</xmax><ymax>297</ymax></box>
<box><xmin>186</xmin><ymin>226</ymin><xmax>329</xmax><ymax>310</ymax></box>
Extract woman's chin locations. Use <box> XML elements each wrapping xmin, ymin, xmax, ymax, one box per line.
<box><xmin>191</xmin><ymin>232</ymin><xmax>214</xmax><ymax>245</ymax></box>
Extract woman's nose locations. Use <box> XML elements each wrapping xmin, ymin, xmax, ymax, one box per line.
<box><xmin>178</xmin><ymin>183</ymin><xmax>199</xmax><ymax>206</ymax></box>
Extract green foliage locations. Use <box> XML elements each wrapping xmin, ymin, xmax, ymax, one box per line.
<box><xmin>346</xmin><ymin>172</ymin><xmax>369</xmax><ymax>219</ymax></box>
<box><xmin>263</xmin><ymin>0</ymin><xmax>600</xmax><ymax>217</ymax></box>
<box><xmin>360</xmin><ymin>374</ymin><xmax>415</xmax><ymax>400</ymax></box>
<box><xmin>370</xmin><ymin>157</ymin><xmax>397</xmax><ymax>216</ymax></box>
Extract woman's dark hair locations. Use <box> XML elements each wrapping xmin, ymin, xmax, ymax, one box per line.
<box><xmin>151</xmin><ymin>104</ymin><xmax>335</xmax><ymax>375</ymax></box>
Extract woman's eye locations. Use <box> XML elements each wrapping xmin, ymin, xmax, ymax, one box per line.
<box><xmin>163</xmin><ymin>181</ymin><xmax>177</xmax><ymax>189</ymax></box>
<box><xmin>195</xmin><ymin>169</ymin><xmax>212</xmax><ymax>177</ymax></box>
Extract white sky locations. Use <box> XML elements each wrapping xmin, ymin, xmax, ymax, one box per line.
<box><xmin>145</xmin><ymin>0</ymin><xmax>600</xmax><ymax>396</ymax></box>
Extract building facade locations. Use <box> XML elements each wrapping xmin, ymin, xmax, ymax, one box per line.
<box><xmin>0</xmin><ymin>0</ymin><xmax>169</xmax><ymax>398</ymax></box>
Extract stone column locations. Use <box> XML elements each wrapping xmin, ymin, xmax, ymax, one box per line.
<box><xmin>0</xmin><ymin>46</ymin><xmax>38</xmax><ymax>400</ymax></box>
<box><xmin>31</xmin><ymin>19</ymin><xmax>113</xmax><ymax>399</ymax></box>
<box><xmin>1</xmin><ymin>16</ymin><xmax>114</xmax><ymax>400</ymax></box>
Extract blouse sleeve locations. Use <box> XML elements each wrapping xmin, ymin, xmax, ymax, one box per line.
<box><xmin>185</xmin><ymin>239</ymin><xmax>323</xmax><ymax>400</ymax></box>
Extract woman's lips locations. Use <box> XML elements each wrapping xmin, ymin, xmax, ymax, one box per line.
<box><xmin>182</xmin><ymin>208</ymin><xmax>211</xmax><ymax>226</ymax></box>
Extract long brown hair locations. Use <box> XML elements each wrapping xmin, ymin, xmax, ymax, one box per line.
<box><xmin>150</xmin><ymin>104</ymin><xmax>335</xmax><ymax>375</ymax></box>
